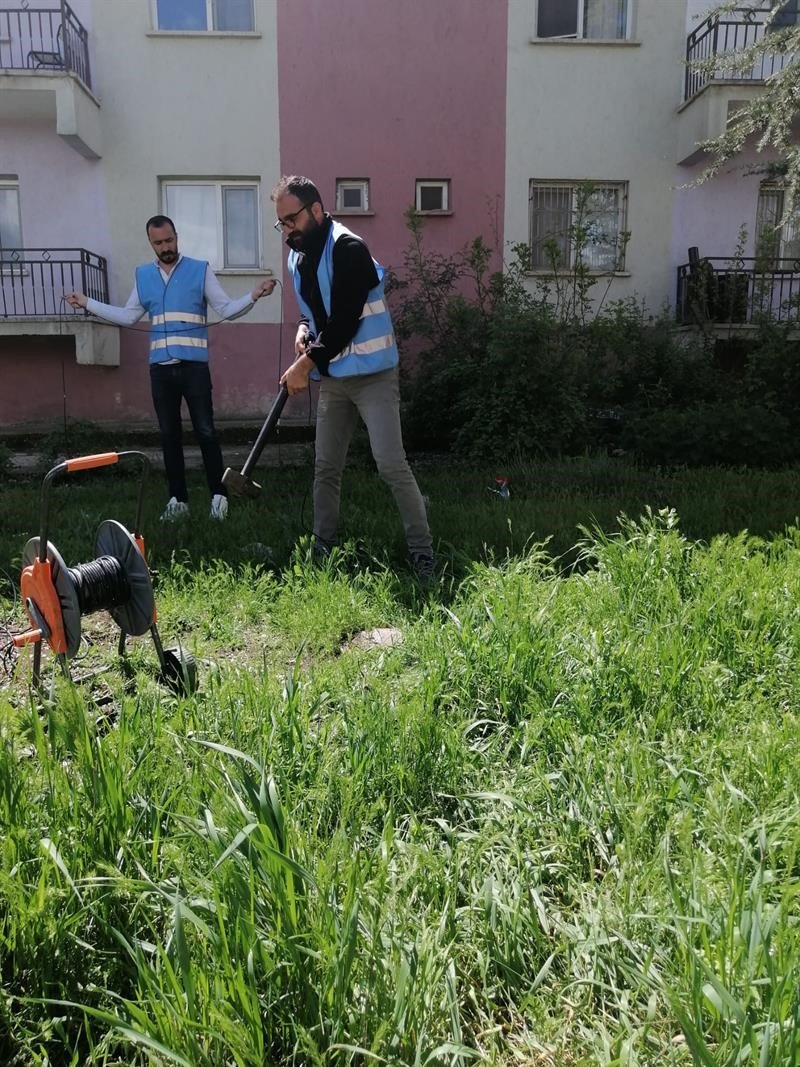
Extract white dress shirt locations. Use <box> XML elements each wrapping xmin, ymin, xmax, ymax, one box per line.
<box><xmin>85</xmin><ymin>257</ymin><xmax>255</xmax><ymax>327</ymax></box>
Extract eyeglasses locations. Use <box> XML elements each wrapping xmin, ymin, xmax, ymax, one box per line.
<box><xmin>273</xmin><ymin>203</ymin><xmax>315</xmax><ymax>231</ymax></box>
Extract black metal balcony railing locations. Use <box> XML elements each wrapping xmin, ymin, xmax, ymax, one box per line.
<box><xmin>677</xmin><ymin>258</ymin><xmax>800</xmax><ymax>326</ymax></box>
<box><xmin>0</xmin><ymin>248</ymin><xmax>108</xmax><ymax>318</ymax></box>
<box><xmin>0</xmin><ymin>1</ymin><xmax>91</xmax><ymax>89</ymax></box>
<box><xmin>685</xmin><ymin>7</ymin><xmax>795</xmax><ymax>100</ymax></box>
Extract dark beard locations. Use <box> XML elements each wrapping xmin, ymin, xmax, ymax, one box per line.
<box><xmin>286</xmin><ymin>218</ymin><xmax>323</xmax><ymax>254</ymax></box>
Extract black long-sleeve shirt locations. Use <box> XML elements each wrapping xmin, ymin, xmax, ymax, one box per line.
<box><xmin>297</xmin><ymin>216</ymin><xmax>379</xmax><ymax>375</ymax></box>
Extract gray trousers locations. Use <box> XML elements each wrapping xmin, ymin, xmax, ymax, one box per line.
<box><xmin>314</xmin><ymin>365</ymin><xmax>432</xmax><ymax>557</ymax></box>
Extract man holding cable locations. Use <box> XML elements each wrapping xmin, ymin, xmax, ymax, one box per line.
<box><xmin>272</xmin><ymin>175</ymin><xmax>434</xmax><ymax>581</ymax></box>
<box><xmin>66</xmin><ymin>214</ymin><xmax>276</xmax><ymax>522</ymax></box>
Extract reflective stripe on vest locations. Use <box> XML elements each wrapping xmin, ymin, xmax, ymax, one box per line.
<box><xmin>150</xmin><ymin>336</ymin><xmax>208</xmax><ymax>351</ymax></box>
<box><xmin>135</xmin><ymin>257</ymin><xmax>210</xmax><ymax>364</ymax></box>
<box><xmin>288</xmin><ymin>220</ymin><xmax>399</xmax><ymax>378</ymax></box>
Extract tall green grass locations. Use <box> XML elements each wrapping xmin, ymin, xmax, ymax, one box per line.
<box><xmin>4</xmin><ymin>452</ymin><xmax>800</xmax><ymax>579</ymax></box>
<box><xmin>1</xmin><ymin>460</ymin><xmax>799</xmax><ymax>1063</ymax></box>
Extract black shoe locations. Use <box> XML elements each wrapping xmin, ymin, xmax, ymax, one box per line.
<box><xmin>410</xmin><ymin>553</ymin><xmax>436</xmax><ymax>585</ymax></box>
<box><xmin>312</xmin><ymin>537</ymin><xmax>336</xmax><ymax>564</ymax></box>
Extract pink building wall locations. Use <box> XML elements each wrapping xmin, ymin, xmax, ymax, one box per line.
<box><xmin>275</xmin><ymin>0</ymin><xmax>508</xmax><ymax>327</ymax></box>
<box><xmin>0</xmin><ymin>119</ymin><xmax>286</xmax><ymax>429</ymax></box>
<box><xmin>0</xmin><ymin>336</ymin><xmax>144</xmax><ymax>429</ymax></box>
<box><xmin>0</xmin><ymin>324</ymin><xmax>288</xmax><ymax>431</ymax></box>
<box><xmin>3</xmin><ymin>1</ymin><xmax>508</xmax><ymax>432</ymax></box>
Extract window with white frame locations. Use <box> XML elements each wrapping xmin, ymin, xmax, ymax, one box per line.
<box><xmin>536</xmin><ymin>0</ymin><xmax>630</xmax><ymax>40</ymax></box>
<box><xmin>756</xmin><ymin>183</ymin><xmax>800</xmax><ymax>261</ymax></box>
<box><xmin>529</xmin><ymin>180</ymin><xmax>628</xmax><ymax>271</ymax></box>
<box><xmin>162</xmin><ymin>180</ymin><xmax>260</xmax><ymax>269</ymax></box>
<box><xmin>155</xmin><ymin>0</ymin><xmax>254</xmax><ymax>31</ymax></box>
<box><xmin>0</xmin><ymin>178</ymin><xmax>22</xmax><ymax>259</ymax></box>
<box><xmin>336</xmin><ymin>179</ymin><xmax>370</xmax><ymax>212</ymax></box>
<box><xmin>415</xmin><ymin>180</ymin><xmax>450</xmax><ymax>213</ymax></box>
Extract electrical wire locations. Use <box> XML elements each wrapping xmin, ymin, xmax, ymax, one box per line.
<box><xmin>0</xmin><ymin>639</ymin><xmax>18</xmax><ymax>679</ymax></box>
<box><xmin>52</xmin><ymin>278</ymin><xmax>317</xmax><ymax>530</ymax></box>
<box><xmin>57</xmin><ymin>295</ymin><xmax>71</xmax><ymax>445</ymax></box>
<box><xmin>68</xmin><ymin>555</ymin><xmax>131</xmax><ymax>615</ymax></box>
<box><xmin>56</xmin><ymin>277</ymin><xmax>314</xmax><ymax>446</ymax></box>
<box><xmin>0</xmin><ymin>567</ymin><xmax>23</xmax><ymax>678</ymax></box>
<box><xmin>66</xmin><ymin>279</ymin><xmax>283</xmax><ymax>337</ymax></box>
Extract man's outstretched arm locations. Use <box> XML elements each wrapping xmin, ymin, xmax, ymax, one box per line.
<box><xmin>65</xmin><ymin>286</ymin><xmax>146</xmax><ymax>327</ymax></box>
<box><xmin>205</xmin><ymin>271</ymin><xmax>277</xmax><ymax>321</ymax></box>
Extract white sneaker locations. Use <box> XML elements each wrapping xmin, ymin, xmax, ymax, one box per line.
<box><xmin>160</xmin><ymin>497</ymin><xmax>190</xmax><ymax>522</ymax></box>
<box><xmin>210</xmin><ymin>493</ymin><xmax>229</xmax><ymax>520</ymax></box>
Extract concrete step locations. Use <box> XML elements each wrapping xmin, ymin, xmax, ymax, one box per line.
<box><xmin>8</xmin><ymin>441</ymin><xmax>313</xmax><ymax>477</ymax></box>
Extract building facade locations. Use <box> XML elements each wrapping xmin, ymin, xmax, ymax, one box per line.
<box><xmin>0</xmin><ymin>0</ymin><xmax>796</xmax><ymax>431</ymax></box>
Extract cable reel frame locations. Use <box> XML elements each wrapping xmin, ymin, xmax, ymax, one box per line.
<box><xmin>13</xmin><ymin>451</ymin><xmax>197</xmax><ymax>695</ymax></box>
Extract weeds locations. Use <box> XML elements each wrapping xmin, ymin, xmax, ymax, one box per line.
<box><xmin>1</xmin><ymin>469</ymin><xmax>799</xmax><ymax>1063</ymax></box>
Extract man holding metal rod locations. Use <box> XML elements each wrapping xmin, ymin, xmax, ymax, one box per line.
<box><xmin>272</xmin><ymin>175</ymin><xmax>434</xmax><ymax>581</ymax></box>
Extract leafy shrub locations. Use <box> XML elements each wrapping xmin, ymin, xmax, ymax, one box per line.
<box><xmin>393</xmin><ymin>211</ymin><xmax>800</xmax><ymax>467</ymax></box>
<box><xmin>0</xmin><ymin>442</ymin><xmax>12</xmax><ymax>482</ymax></box>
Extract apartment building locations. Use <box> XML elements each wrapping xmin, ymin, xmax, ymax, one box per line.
<box><xmin>507</xmin><ymin>0</ymin><xmax>683</xmax><ymax>311</ymax></box>
<box><xmin>1</xmin><ymin>0</ymin><xmax>282</xmax><ymax>432</ymax></box>
<box><xmin>675</xmin><ymin>0</ymin><xmax>799</xmax><ymax>322</ymax></box>
<box><xmin>0</xmin><ymin>0</ymin><xmax>797</xmax><ymax>431</ymax></box>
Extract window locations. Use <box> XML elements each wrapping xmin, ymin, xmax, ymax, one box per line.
<box><xmin>529</xmin><ymin>180</ymin><xmax>628</xmax><ymax>271</ymax></box>
<box><xmin>756</xmin><ymin>183</ymin><xmax>800</xmax><ymax>261</ymax></box>
<box><xmin>0</xmin><ymin>179</ymin><xmax>22</xmax><ymax>258</ymax></box>
<box><xmin>155</xmin><ymin>0</ymin><xmax>254</xmax><ymax>31</ymax></box>
<box><xmin>162</xmin><ymin>180</ymin><xmax>260</xmax><ymax>269</ymax></box>
<box><xmin>415</xmin><ymin>180</ymin><xmax>450</xmax><ymax>213</ymax></box>
<box><xmin>771</xmin><ymin>1</ymin><xmax>800</xmax><ymax>29</ymax></box>
<box><xmin>536</xmin><ymin>0</ymin><xmax>629</xmax><ymax>40</ymax></box>
<box><xmin>335</xmin><ymin>179</ymin><xmax>370</xmax><ymax>213</ymax></box>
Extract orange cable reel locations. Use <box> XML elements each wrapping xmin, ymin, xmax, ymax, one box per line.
<box><xmin>17</xmin><ymin>556</ymin><xmax>67</xmax><ymax>653</ymax></box>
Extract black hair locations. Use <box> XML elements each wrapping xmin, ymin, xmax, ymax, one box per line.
<box><xmin>270</xmin><ymin>176</ymin><xmax>324</xmax><ymax>210</ymax></box>
<box><xmin>145</xmin><ymin>214</ymin><xmax>176</xmax><ymax>235</ymax></box>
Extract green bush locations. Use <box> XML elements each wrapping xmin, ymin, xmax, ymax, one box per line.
<box><xmin>394</xmin><ymin>213</ymin><xmax>800</xmax><ymax>467</ymax></box>
<box><xmin>0</xmin><ymin>443</ymin><xmax>11</xmax><ymax>482</ymax></box>
<box><xmin>401</xmin><ymin>298</ymin><xmax>591</xmax><ymax>457</ymax></box>
<box><xmin>36</xmin><ymin>420</ymin><xmax>122</xmax><ymax>466</ymax></box>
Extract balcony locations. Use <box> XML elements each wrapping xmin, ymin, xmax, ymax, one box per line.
<box><xmin>0</xmin><ymin>248</ymin><xmax>119</xmax><ymax>365</ymax></box>
<box><xmin>676</xmin><ymin>256</ymin><xmax>800</xmax><ymax>328</ymax></box>
<box><xmin>0</xmin><ymin>2</ymin><xmax>101</xmax><ymax>159</ymax></box>
<box><xmin>677</xmin><ymin>6</ymin><xmax>795</xmax><ymax>165</ymax></box>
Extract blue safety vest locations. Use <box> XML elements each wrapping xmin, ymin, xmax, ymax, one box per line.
<box><xmin>288</xmin><ymin>221</ymin><xmax>399</xmax><ymax>378</ymax></box>
<box><xmin>135</xmin><ymin>256</ymin><xmax>209</xmax><ymax>364</ymax></box>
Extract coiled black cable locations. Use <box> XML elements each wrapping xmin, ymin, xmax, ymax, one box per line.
<box><xmin>68</xmin><ymin>556</ymin><xmax>131</xmax><ymax>615</ymax></box>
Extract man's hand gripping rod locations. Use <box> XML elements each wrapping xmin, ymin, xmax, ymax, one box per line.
<box><xmin>222</xmin><ymin>382</ymin><xmax>289</xmax><ymax>498</ymax></box>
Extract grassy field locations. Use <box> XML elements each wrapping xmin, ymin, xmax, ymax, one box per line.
<box><xmin>1</xmin><ymin>453</ymin><xmax>799</xmax><ymax>1065</ymax></box>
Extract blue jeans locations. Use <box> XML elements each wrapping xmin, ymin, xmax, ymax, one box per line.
<box><xmin>150</xmin><ymin>360</ymin><xmax>224</xmax><ymax>501</ymax></box>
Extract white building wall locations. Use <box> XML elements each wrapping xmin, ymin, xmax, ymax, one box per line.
<box><xmin>673</xmin><ymin>145</ymin><xmax>783</xmax><ymax>271</ymax></box>
<box><xmin>505</xmin><ymin>0</ymin><xmax>687</xmax><ymax>316</ymax></box>
<box><xmin>686</xmin><ymin>0</ymin><xmax>715</xmax><ymax>27</ymax></box>
<box><xmin>0</xmin><ymin>0</ymin><xmax>104</xmax><ymax>252</ymax></box>
<box><xmin>90</xmin><ymin>0</ymin><xmax>282</xmax><ymax>319</ymax></box>
<box><xmin>0</xmin><ymin>118</ymin><xmax>108</xmax><ymax>252</ymax></box>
